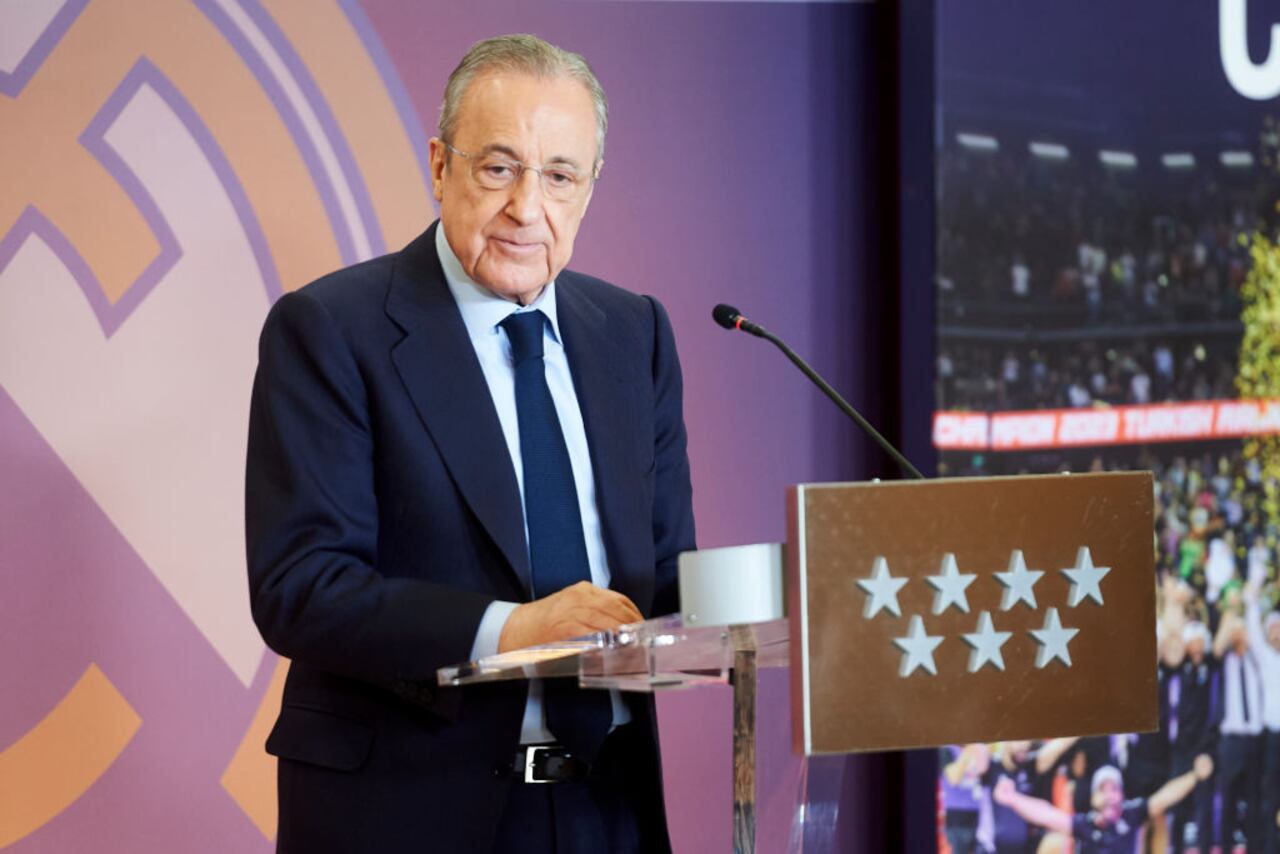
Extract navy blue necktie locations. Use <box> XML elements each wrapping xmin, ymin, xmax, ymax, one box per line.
<box><xmin>501</xmin><ymin>310</ymin><xmax>611</xmax><ymax>761</ymax></box>
<box><xmin>1240</xmin><ymin>653</ymin><xmax>1254</xmax><ymax>726</ymax></box>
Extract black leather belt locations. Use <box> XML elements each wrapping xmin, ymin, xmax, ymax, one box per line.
<box><xmin>513</xmin><ymin>744</ymin><xmax>589</xmax><ymax>783</ymax></box>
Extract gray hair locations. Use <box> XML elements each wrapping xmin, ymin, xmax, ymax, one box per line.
<box><xmin>1091</xmin><ymin>765</ymin><xmax>1123</xmax><ymax>796</ymax></box>
<box><xmin>439</xmin><ymin>34</ymin><xmax>608</xmax><ymax>168</ymax></box>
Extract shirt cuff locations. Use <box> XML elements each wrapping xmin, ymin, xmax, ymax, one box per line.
<box><xmin>470</xmin><ymin>600</ymin><xmax>520</xmax><ymax>661</ymax></box>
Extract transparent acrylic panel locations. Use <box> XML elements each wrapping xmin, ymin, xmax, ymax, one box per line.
<box><xmin>753</xmin><ymin>666</ymin><xmax>844</xmax><ymax>853</ymax></box>
<box><xmin>437</xmin><ymin>614</ymin><xmax>789</xmax><ymax>691</ymax></box>
<box><xmin>437</xmin><ymin>614</ymin><xmax>844</xmax><ymax>853</ymax></box>
<box><xmin>437</xmin><ymin>638</ymin><xmax>596</xmax><ymax>685</ymax></box>
<box><xmin>580</xmin><ymin>615</ymin><xmax>788</xmax><ymax>691</ymax></box>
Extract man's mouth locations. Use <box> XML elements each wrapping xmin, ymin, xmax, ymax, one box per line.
<box><xmin>491</xmin><ymin>237</ymin><xmax>542</xmax><ymax>258</ymax></box>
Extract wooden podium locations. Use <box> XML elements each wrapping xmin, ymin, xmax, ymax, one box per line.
<box><xmin>439</xmin><ymin>471</ymin><xmax>1158</xmax><ymax>852</ymax></box>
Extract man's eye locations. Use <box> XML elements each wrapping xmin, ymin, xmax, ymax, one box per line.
<box><xmin>545</xmin><ymin>170</ymin><xmax>577</xmax><ymax>187</ymax></box>
<box><xmin>482</xmin><ymin>163</ymin><xmax>516</xmax><ymax>179</ymax></box>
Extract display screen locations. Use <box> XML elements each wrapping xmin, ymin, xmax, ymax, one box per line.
<box><xmin>933</xmin><ymin>4</ymin><xmax>1280</xmax><ymax>851</ymax></box>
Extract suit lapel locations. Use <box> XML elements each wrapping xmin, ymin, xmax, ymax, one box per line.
<box><xmin>557</xmin><ymin>279</ymin><xmax>651</xmax><ymax>607</ymax></box>
<box><xmin>385</xmin><ymin>224</ymin><xmax>532</xmax><ymax>597</ymax></box>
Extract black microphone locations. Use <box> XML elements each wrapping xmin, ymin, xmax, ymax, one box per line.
<box><xmin>711</xmin><ymin>303</ymin><xmax>924</xmax><ymax>480</ymax></box>
<box><xmin>712</xmin><ymin>303</ymin><xmax>767</xmax><ymax>338</ymax></box>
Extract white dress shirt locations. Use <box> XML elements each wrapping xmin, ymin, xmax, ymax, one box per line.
<box><xmin>1220</xmin><ymin>647</ymin><xmax>1265</xmax><ymax>736</ymax></box>
<box><xmin>1246</xmin><ymin>596</ymin><xmax>1280</xmax><ymax>732</ymax></box>
<box><xmin>436</xmin><ymin>225</ymin><xmax>628</xmax><ymax>744</ymax></box>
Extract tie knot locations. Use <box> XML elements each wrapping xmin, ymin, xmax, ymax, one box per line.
<box><xmin>501</xmin><ymin>310</ymin><xmax>546</xmax><ymax>364</ymax></box>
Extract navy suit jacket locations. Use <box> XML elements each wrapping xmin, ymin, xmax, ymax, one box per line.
<box><xmin>245</xmin><ymin>222</ymin><xmax>695</xmax><ymax>852</ymax></box>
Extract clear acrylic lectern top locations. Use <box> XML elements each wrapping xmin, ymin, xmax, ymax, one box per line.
<box><xmin>438</xmin><ymin>613</ymin><xmax>789</xmax><ymax>692</ymax></box>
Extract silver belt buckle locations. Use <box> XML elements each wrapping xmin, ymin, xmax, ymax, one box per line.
<box><xmin>524</xmin><ymin>745</ymin><xmax>553</xmax><ymax>784</ymax></box>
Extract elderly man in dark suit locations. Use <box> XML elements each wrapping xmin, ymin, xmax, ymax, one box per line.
<box><xmin>245</xmin><ymin>33</ymin><xmax>695</xmax><ymax>854</ymax></box>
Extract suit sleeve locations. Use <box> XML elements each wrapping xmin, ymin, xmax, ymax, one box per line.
<box><xmin>646</xmin><ymin>296</ymin><xmax>696</xmax><ymax>617</ymax></box>
<box><xmin>245</xmin><ymin>290</ymin><xmax>494</xmax><ymax>685</ymax></box>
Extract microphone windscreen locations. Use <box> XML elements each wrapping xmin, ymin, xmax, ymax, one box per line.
<box><xmin>712</xmin><ymin>303</ymin><xmax>741</xmax><ymax>330</ymax></box>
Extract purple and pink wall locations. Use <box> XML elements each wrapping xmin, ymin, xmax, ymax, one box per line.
<box><xmin>0</xmin><ymin>1</ymin><xmax>906</xmax><ymax>850</ymax></box>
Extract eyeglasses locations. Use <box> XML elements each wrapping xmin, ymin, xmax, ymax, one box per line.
<box><xmin>444</xmin><ymin>142</ymin><xmax>595</xmax><ymax>201</ymax></box>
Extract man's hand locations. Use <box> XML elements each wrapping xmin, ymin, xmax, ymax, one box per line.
<box><xmin>1193</xmin><ymin>753</ymin><xmax>1213</xmax><ymax>781</ymax></box>
<box><xmin>992</xmin><ymin>777</ymin><xmax>1016</xmax><ymax>806</ymax></box>
<box><xmin>498</xmin><ymin>581</ymin><xmax>643</xmax><ymax>652</ymax></box>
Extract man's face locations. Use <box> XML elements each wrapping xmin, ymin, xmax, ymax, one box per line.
<box><xmin>1092</xmin><ymin>779</ymin><xmax>1124</xmax><ymax>825</ymax></box>
<box><xmin>1186</xmin><ymin>636</ymin><xmax>1205</xmax><ymax>663</ymax></box>
<box><xmin>1232</xmin><ymin>620</ymin><xmax>1249</xmax><ymax>651</ymax></box>
<box><xmin>1005</xmin><ymin>741</ymin><xmax>1031</xmax><ymax>763</ymax></box>
<box><xmin>429</xmin><ymin>72</ymin><xmax>598</xmax><ymax>304</ymax></box>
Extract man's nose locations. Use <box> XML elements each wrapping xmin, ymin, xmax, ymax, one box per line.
<box><xmin>504</xmin><ymin>167</ymin><xmax>544</xmax><ymax>224</ymax></box>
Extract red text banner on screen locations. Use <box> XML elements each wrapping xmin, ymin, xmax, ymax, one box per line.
<box><xmin>933</xmin><ymin>398</ymin><xmax>1280</xmax><ymax>451</ymax></box>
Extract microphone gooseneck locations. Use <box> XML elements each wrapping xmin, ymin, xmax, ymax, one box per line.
<box><xmin>710</xmin><ymin>303</ymin><xmax>924</xmax><ymax>480</ymax></box>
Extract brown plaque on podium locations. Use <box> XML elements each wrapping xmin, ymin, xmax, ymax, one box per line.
<box><xmin>787</xmin><ymin>471</ymin><xmax>1157</xmax><ymax>754</ymax></box>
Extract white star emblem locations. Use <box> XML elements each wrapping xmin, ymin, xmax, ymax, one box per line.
<box><xmin>1061</xmin><ymin>546</ymin><xmax>1110</xmax><ymax>607</ymax></box>
<box><xmin>995</xmin><ymin>550</ymin><xmax>1044</xmax><ymax>611</ymax></box>
<box><xmin>926</xmin><ymin>553</ymin><xmax>977</xmax><ymax>614</ymax></box>
<box><xmin>1030</xmin><ymin>607</ymin><xmax>1079</xmax><ymax>668</ymax></box>
<box><xmin>962</xmin><ymin>611</ymin><xmax>1013</xmax><ymax>672</ymax></box>
<box><xmin>893</xmin><ymin>615</ymin><xmax>944</xmax><ymax>677</ymax></box>
<box><xmin>856</xmin><ymin>556</ymin><xmax>908</xmax><ymax>619</ymax></box>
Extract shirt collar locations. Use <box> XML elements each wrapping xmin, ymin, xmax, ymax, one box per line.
<box><xmin>435</xmin><ymin>222</ymin><xmax>561</xmax><ymax>343</ymax></box>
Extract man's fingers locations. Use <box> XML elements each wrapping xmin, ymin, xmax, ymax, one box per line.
<box><xmin>588</xmin><ymin>588</ymin><xmax>643</xmax><ymax>623</ymax></box>
<box><xmin>500</xmin><ymin>584</ymin><xmax>647</xmax><ymax>649</ymax></box>
<box><xmin>558</xmin><ymin>582</ymin><xmax>642</xmax><ymax>624</ymax></box>
<box><xmin>594</xmin><ymin>597</ymin><xmax>641</xmax><ymax>627</ymax></box>
<box><xmin>616</xmin><ymin>596</ymin><xmax>643</xmax><ymax>622</ymax></box>
<box><xmin>554</xmin><ymin>621</ymin><xmax>601</xmax><ymax>640</ymax></box>
<box><xmin>563</xmin><ymin>608</ymin><xmax>627</xmax><ymax>634</ymax></box>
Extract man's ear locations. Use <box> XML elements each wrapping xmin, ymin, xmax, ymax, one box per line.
<box><xmin>428</xmin><ymin>137</ymin><xmax>448</xmax><ymax>203</ymax></box>
<box><xmin>580</xmin><ymin>160</ymin><xmax>601</xmax><ymax>216</ymax></box>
